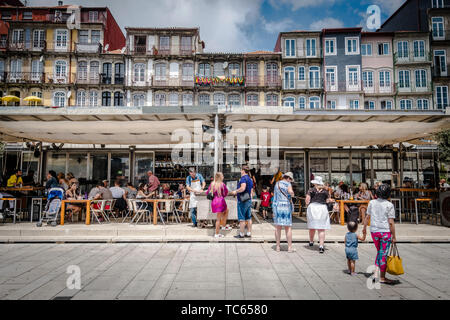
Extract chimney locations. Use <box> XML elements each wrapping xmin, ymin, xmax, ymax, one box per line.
<box><xmin>58</xmin><ymin>1</ymin><xmax>63</xmax><ymax>6</ymax></box>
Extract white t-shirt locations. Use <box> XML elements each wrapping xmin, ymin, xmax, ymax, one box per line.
<box><xmin>367</xmin><ymin>199</ymin><xmax>395</xmax><ymax>233</ymax></box>
<box><xmin>109</xmin><ymin>186</ymin><xmax>125</xmax><ymax>199</ymax></box>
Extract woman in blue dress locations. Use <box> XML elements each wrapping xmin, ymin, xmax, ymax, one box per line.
<box><xmin>272</xmin><ymin>172</ymin><xmax>295</xmax><ymax>252</ymax></box>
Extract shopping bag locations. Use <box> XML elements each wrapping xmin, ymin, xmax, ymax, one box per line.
<box><xmin>386</xmin><ymin>243</ymin><xmax>404</xmax><ymax>275</ymax></box>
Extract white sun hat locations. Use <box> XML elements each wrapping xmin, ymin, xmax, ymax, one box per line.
<box><xmin>283</xmin><ymin>172</ymin><xmax>294</xmax><ymax>182</ymax></box>
<box><xmin>311</xmin><ymin>176</ymin><xmax>324</xmax><ymax>186</ymax></box>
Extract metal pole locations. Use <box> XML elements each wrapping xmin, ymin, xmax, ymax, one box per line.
<box><xmin>214</xmin><ymin>114</ymin><xmax>219</xmax><ymax>175</ymax></box>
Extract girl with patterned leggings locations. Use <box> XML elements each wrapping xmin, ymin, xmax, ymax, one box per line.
<box><xmin>362</xmin><ymin>184</ymin><xmax>397</xmax><ymax>284</ymax></box>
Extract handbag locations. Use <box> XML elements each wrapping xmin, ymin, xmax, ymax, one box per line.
<box><xmin>207</xmin><ymin>190</ymin><xmax>214</xmax><ymax>201</ymax></box>
<box><xmin>238</xmin><ymin>192</ymin><xmax>250</xmax><ymax>202</ymax></box>
<box><xmin>386</xmin><ymin>242</ymin><xmax>404</xmax><ymax>276</ymax></box>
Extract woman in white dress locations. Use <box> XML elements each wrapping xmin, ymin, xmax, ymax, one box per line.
<box><xmin>306</xmin><ymin>176</ymin><xmax>332</xmax><ymax>254</ymax></box>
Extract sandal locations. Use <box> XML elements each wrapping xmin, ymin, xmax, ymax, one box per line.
<box><xmin>276</xmin><ymin>247</ymin><xmax>281</xmax><ymax>252</ymax></box>
<box><xmin>380</xmin><ymin>278</ymin><xmax>397</xmax><ymax>285</ymax></box>
<box><xmin>288</xmin><ymin>248</ymin><xmax>296</xmax><ymax>253</ymax></box>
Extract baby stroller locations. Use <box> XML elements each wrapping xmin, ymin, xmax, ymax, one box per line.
<box><xmin>36</xmin><ymin>187</ymin><xmax>65</xmax><ymax>227</ymax></box>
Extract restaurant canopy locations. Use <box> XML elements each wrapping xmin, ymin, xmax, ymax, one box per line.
<box><xmin>0</xmin><ymin>106</ymin><xmax>449</xmax><ymax>148</ymax></box>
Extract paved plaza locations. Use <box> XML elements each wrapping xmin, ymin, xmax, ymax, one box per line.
<box><xmin>0</xmin><ymin>242</ymin><xmax>449</xmax><ymax>300</ymax></box>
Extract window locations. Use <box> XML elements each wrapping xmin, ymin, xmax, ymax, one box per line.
<box><xmin>78</xmin><ymin>61</ymin><xmax>87</xmax><ymax>80</ymax></box>
<box><xmin>31</xmin><ymin>59</ymin><xmax>43</xmax><ymax>81</ymax></box>
<box><xmin>155</xmin><ymin>93</ymin><xmax>166</xmax><ymax>106</ymax></box>
<box><xmin>432</xmin><ymin>17</ymin><xmax>444</xmax><ymax>39</ymax></box>
<box><xmin>364</xmin><ymin>101</ymin><xmax>375</xmax><ymax>110</ymax></box>
<box><xmin>213</xmin><ymin>93</ymin><xmax>225</xmax><ymax>106</ymax></box>
<box><xmin>247</xmin><ymin>63</ymin><xmax>258</xmax><ymax>83</ymax></box>
<box><xmin>12</xmin><ymin>29</ymin><xmax>24</xmax><ymax>44</ymax></box>
<box><xmin>89</xmin><ymin>11</ymin><xmax>99</xmax><ymax>22</ymax></box>
<box><xmin>283</xmin><ymin>97</ymin><xmax>295</xmax><ymax>108</ymax></box>
<box><xmin>417</xmin><ymin>99</ymin><xmax>429</xmax><ymax>110</ymax></box>
<box><xmin>114</xmin><ymin>91</ymin><xmax>124</xmax><ymax>106</ymax></box>
<box><xmin>378</xmin><ymin>43</ymin><xmax>389</xmax><ymax>55</ymax></box>
<box><xmin>381</xmin><ymin>100</ymin><xmax>392</xmax><ymax>110</ymax></box>
<box><xmin>55</xmin><ymin>60</ymin><xmax>67</xmax><ymax>80</ymax></box>
<box><xmin>413</xmin><ymin>40</ymin><xmax>425</xmax><ymax>59</ymax></box>
<box><xmin>79</xmin><ymin>30</ymin><xmax>89</xmax><ymax>44</ymax></box>
<box><xmin>327</xmin><ymin>100</ymin><xmax>336</xmax><ymax>109</ymax></box>
<box><xmin>228</xmin><ymin>63</ymin><xmax>240</xmax><ymax>77</ymax></box>
<box><xmin>33</xmin><ymin>30</ymin><xmax>45</xmax><ymax>48</ymax></box>
<box><xmin>434</xmin><ymin>50</ymin><xmax>447</xmax><ymax>76</ymax></box>
<box><xmin>53</xmin><ymin>92</ymin><xmax>66</xmax><ymax>107</ymax></box>
<box><xmin>77</xmin><ymin>91</ymin><xmax>86</xmax><ymax>106</ymax></box>
<box><xmin>246</xmin><ymin>94</ymin><xmax>258</xmax><ymax>106</ymax></box>
<box><xmin>102</xmin><ymin>91</ymin><xmax>111</xmax><ymax>106</ymax></box>
<box><xmin>182</xmin><ymin>63</ymin><xmax>193</xmax><ymax>80</ymax></box>
<box><xmin>266</xmin><ymin>63</ymin><xmax>278</xmax><ymax>83</ymax></box>
<box><xmin>347</xmin><ymin>66</ymin><xmax>360</xmax><ymax>90</ymax></box>
<box><xmin>325</xmin><ymin>67</ymin><xmax>336</xmax><ymax>91</ymax></box>
<box><xmin>309</xmin><ymin>97</ymin><xmax>320</xmax><ymax>109</ymax></box>
<box><xmin>436</xmin><ymin>86</ymin><xmax>448</xmax><ymax>109</ymax></box>
<box><xmin>398</xmin><ymin>70</ymin><xmax>410</xmax><ymax>88</ymax></box>
<box><xmin>159</xmin><ymin>36</ymin><xmax>170</xmax><ymax>51</ymax></box>
<box><xmin>133</xmin><ymin>94</ymin><xmax>145</xmax><ymax>107</ymax></box>
<box><xmin>90</xmin><ymin>61</ymin><xmax>99</xmax><ymax>81</ymax></box>
<box><xmin>89</xmin><ymin>91</ymin><xmax>98</xmax><ymax>106</ymax></box>
<box><xmin>306</xmin><ymin>38</ymin><xmax>316</xmax><ymax>57</ymax></box>
<box><xmin>169</xmin><ymin>93</ymin><xmax>178</xmax><ymax>106</ymax></box>
<box><xmin>181</xmin><ymin>36</ymin><xmax>191</xmax><ymax>53</ymax></box>
<box><xmin>432</xmin><ymin>0</ymin><xmax>444</xmax><ymax>8</ymax></box>
<box><xmin>229</xmin><ymin>94</ymin><xmax>240</xmax><ymax>106</ymax></box>
<box><xmin>379</xmin><ymin>70</ymin><xmax>391</xmax><ymax>88</ymax></box>
<box><xmin>23</xmin><ymin>11</ymin><xmax>32</xmax><ymax>20</ymax></box>
<box><xmin>10</xmin><ymin>59</ymin><xmax>22</xmax><ymax>79</ymax></box>
<box><xmin>283</xmin><ymin>66</ymin><xmax>295</xmax><ymax>89</ymax></box>
<box><xmin>325</xmin><ymin>38</ymin><xmax>336</xmax><ymax>55</ymax></box>
<box><xmin>400</xmin><ymin>99</ymin><xmax>412</xmax><ymax>110</ymax></box>
<box><xmin>361</xmin><ymin>43</ymin><xmax>372</xmax><ymax>56</ymax></box>
<box><xmin>2</xmin><ymin>10</ymin><xmax>11</xmax><ymax>20</ymax></box>
<box><xmin>91</xmin><ymin>30</ymin><xmax>101</xmax><ymax>44</ymax></box>
<box><xmin>199</xmin><ymin>94</ymin><xmax>210</xmax><ymax>106</ymax></box>
<box><xmin>350</xmin><ymin>100</ymin><xmax>359</xmax><ymax>109</ymax></box>
<box><xmin>298</xmin><ymin>66</ymin><xmax>305</xmax><ymax>81</ymax></box>
<box><xmin>155</xmin><ymin>63</ymin><xmax>166</xmax><ymax>80</ymax></box>
<box><xmin>397</xmin><ymin>41</ymin><xmax>409</xmax><ymax>58</ymax></box>
<box><xmin>309</xmin><ymin>66</ymin><xmax>320</xmax><ymax>89</ymax></box>
<box><xmin>298</xmin><ymin>96</ymin><xmax>306</xmax><ymax>109</ymax></box>
<box><xmin>415</xmin><ymin>69</ymin><xmax>427</xmax><ymax>88</ymax></box>
<box><xmin>198</xmin><ymin>63</ymin><xmax>210</xmax><ymax>77</ymax></box>
<box><xmin>362</xmin><ymin>71</ymin><xmax>374</xmax><ymax>89</ymax></box>
<box><xmin>213</xmin><ymin>62</ymin><xmax>224</xmax><ymax>77</ymax></box>
<box><xmin>134</xmin><ymin>63</ymin><xmax>145</xmax><ymax>83</ymax></box>
<box><xmin>55</xmin><ymin>29</ymin><xmax>68</xmax><ymax>48</ymax></box>
<box><xmin>285</xmin><ymin>39</ymin><xmax>295</xmax><ymax>57</ymax></box>
<box><xmin>182</xmin><ymin>93</ymin><xmax>193</xmax><ymax>106</ymax></box>
<box><xmin>345</xmin><ymin>37</ymin><xmax>359</xmax><ymax>55</ymax></box>
<box><xmin>169</xmin><ymin>62</ymin><xmax>179</xmax><ymax>78</ymax></box>
<box><xmin>266</xmin><ymin>94</ymin><xmax>278</xmax><ymax>106</ymax></box>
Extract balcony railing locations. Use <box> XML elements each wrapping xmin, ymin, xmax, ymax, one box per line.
<box><xmin>362</xmin><ymin>82</ymin><xmax>396</xmax><ymax>94</ymax></box>
<box><xmin>99</xmin><ymin>73</ymin><xmax>124</xmax><ymax>85</ymax></box>
<box><xmin>153</xmin><ymin>77</ymin><xmax>195</xmax><ymax>87</ymax></box>
<box><xmin>74</xmin><ymin>73</ymin><xmax>101</xmax><ymax>85</ymax></box>
<box><xmin>8</xmin><ymin>40</ymin><xmax>46</xmax><ymax>51</ymax></box>
<box><xmin>2</xmin><ymin>72</ymin><xmax>45</xmax><ymax>83</ymax></box>
<box><xmin>245</xmin><ymin>75</ymin><xmax>282</xmax><ymax>87</ymax></box>
<box><xmin>395</xmin><ymin>81</ymin><xmax>433</xmax><ymax>93</ymax></box>
<box><xmin>282</xmin><ymin>78</ymin><xmax>323</xmax><ymax>90</ymax></box>
<box><xmin>47</xmin><ymin>73</ymin><xmax>69</xmax><ymax>84</ymax></box>
<box><xmin>75</xmin><ymin>42</ymin><xmax>102</xmax><ymax>53</ymax></box>
<box><xmin>129</xmin><ymin>44</ymin><xmax>195</xmax><ymax>56</ymax></box>
<box><xmin>394</xmin><ymin>51</ymin><xmax>432</xmax><ymax>64</ymax></box>
<box><xmin>45</xmin><ymin>41</ymin><xmax>71</xmax><ymax>52</ymax></box>
<box><xmin>194</xmin><ymin>75</ymin><xmax>245</xmax><ymax>87</ymax></box>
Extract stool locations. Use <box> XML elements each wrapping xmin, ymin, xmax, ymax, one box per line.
<box><xmin>390</xmin><ymin>198</ymin><xmax>402</xmax><ymax>223</ymax></box>
<box><xmin>31</xmin><ymin>197</ymin><xmax>45</xmax><ymax>222</ymax></box>
<box><xmin>414</xmin><ymin>198</ymin><xmax>433</xmax><ymax>225</ymax></box>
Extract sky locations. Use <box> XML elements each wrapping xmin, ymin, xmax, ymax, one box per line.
<box><xmin>27</xmin><ymin>0</ymin><xmax>407</xmax><ymax>52</ymax></box>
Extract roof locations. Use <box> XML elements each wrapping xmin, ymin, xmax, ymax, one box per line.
<box><xmin>322</xmin><ymin>27</ymin><xmax>362</xmax><ymax>34</ymax></box>
<box><xmin>379</xmin><ymin>0</ymin><xmax>412</xmax><ymax>29</ymax></box>
<box><xmin>245</xmin><ymin>50</ymin><xmax>277</xmax><ymax>55</ymax></box>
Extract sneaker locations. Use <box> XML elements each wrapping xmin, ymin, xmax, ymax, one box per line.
<box><xmin>234</xmin><ymin>234</ymin><xmax>245</xmax><ymax>239</ymax></box>
<box><xmin>214</xmin><ymin>234</ymin><xmax>224</xmax><ymax>238</ymax></box>
<box><xmin>319</xmin><ymin>246</ymin><xmax>324</xmax><ymax>254</ymax></box>
<box><xmin>309</xmin><ymin>242</ymin><xmax>314</xmax><ymax>247</ymax></box>
<box><xmin>245</xmin><ymin>233</ymin><xmax>252</xmax><ymax>238</ymax></box>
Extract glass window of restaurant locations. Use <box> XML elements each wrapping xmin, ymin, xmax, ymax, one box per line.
<box><xmin>22</xmin><ymin>152</ymin><xmax>39</xmax><ymax>177</ymax></box>
<box><xmin>372</xmin><ymin>152</ymin><xmax>393</xmax><ymax>184</ymax></box>
<box><xmin>67</xmin><ymin>153</ymin><xmax>88</xmax><ymax>180</ymax></box>
<box><xmin>402</xmin><ymin>152</ymin><xmax>419</xmax><ymax>187</ymax></box>
<box><xmin>309</xmin><ymin>151</ymin><xmax>330</xmax><ymax>186</ymax></box>
<box><xmin>46</xmin><ymin>152</ymin><xmax>66</xmax><ymax>175</ymax></box>
<box><xmin>134</xmin><ymin>152</ymin><xmax>154</xmax><ymax>185</ymax></box>
<box><xmin>88</xmin><ymin>153</ymin><xmax>108</xmax><ymax>183</ymax></box>
<box><xmin>110</xmin><ymin>153</ymin><xmax>130</xmax><ymax>184</ymax></box>
<box><xmin>351</xmin><ymin>151</ymin><xmax>372</xmax><ymax>187</ymax></box>
<box><xmin>284</xmin><ymin>152</ymin><xmax>305</xmax><ymax>195</ymax></box>
<box><xmin>418</xmin><ymin>151</ymin><xmax>436</xmax><ymax>188</ymax></box>
<box><xmin>331</xmin><ymin>152</ymin><xmax>351</xmax><ymax>187</ymax></box>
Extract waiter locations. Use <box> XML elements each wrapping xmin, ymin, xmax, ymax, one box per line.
<box><xmin>186</xmin><ymin>167</ymin><xmax>205</xmax><ymax>228</ymax></box>
<box><xmin>147</xmin><ymin>171</ymin><xmax>160</xmax><ymax>194</ymax></box>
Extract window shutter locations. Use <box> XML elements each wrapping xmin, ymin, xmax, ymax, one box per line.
<box><xmin>148</xmin><ymin>35</ymin><xmax>155</xmax><ymax>51</ymax></box>
<box><xmin>297</xmin><ymin>38</ymin><xmax>304</xmax><ymax>57</ymax></box>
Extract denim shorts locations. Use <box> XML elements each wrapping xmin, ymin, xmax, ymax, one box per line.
<box><xmin>237</xmin><ymin>200</ymin><xmax>252</xmax><ymax>221</ymax></box>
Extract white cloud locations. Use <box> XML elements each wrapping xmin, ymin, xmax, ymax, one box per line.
<box><xmin>309</xmin><ymin>17</ymin><xmax>344</xmax><ymax>30</ymax></box>
<box><xmin>372</xmin><ymin>0</ymin><xmax>406</xmax><ymax>15</ymax></box>
<box><xmin>269</xmin><ymin>0</ymin><xmax>337</xmax><ymax>10</ymax></box>
<box><xmin>27</xmin><ymin>0</ymin><xmax>264</xmax><ymax>52</ymax></box>
<box><xmin>261</xmin><ymin>17</ymin><xmax>295</xmax><ymax>34</ymax></box>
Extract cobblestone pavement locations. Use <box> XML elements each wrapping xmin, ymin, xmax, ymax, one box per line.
<box><xmin>0</xmin><ymin>243</ymin><xmax>448</xmax><ymax>300</ymax></box>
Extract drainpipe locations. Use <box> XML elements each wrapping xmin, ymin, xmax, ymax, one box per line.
<box><xmin>214</xmin><ymin>113</ymin><xmax>219</xmax><ymax>175</ymax></box>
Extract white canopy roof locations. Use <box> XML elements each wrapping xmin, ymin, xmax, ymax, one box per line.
<box><xmin>0</xmin><ymin>106</ymin><xmax>449</xmax><ymax>148</ymax></box>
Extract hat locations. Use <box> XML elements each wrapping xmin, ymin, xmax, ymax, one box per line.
<box><xmin>283</xmin><ymin>172</ymin><xmax>294</xmax><ymax>182</ymax></box>
<box><xmin>311</xmin><ymin>176</ymin><xmax>324</xmax><ymax>186</ymax></box>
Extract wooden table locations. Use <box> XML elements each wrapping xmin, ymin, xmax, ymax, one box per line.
<box><xmin>336</xmin><ymin>200</ymin><xmax>370</xmax><ymax>226</ymax></box>
<box><xmin>0</xmin><ymin>187</ymin><xmax>45</xmax><ymax>192</ymax></box>
<box><xmin>60</xmin><ymin>199</ymin><xmax>91</xmax><ymax>226</ymax></box>
<box><xmin>140</xmin><ymin>199</ymin><xmax>175</xmax><ymax>225</ymax></box>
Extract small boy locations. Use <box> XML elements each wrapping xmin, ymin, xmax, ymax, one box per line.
<box><xmin>260</xmin><ymin>186</ymin><xmax>271</xmax><ymax>220</ymax></box>
<box><xmin>345</xmin><ymin>221</ymin><xmax>366</xmax><ymax>275</ymax></box>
